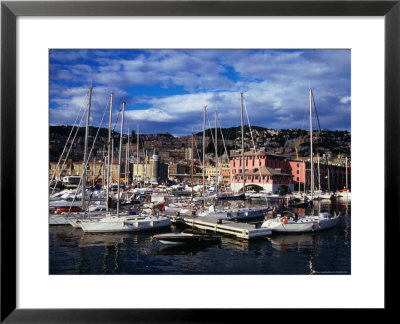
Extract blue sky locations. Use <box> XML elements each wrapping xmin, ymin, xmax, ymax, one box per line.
<box><xmin>49</xmin><ymin>49</ymin><xmax>351</xmax><ymax>136</ymax></box>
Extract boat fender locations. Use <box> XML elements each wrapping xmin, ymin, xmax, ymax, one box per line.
<box><xmin>280</xmin><ymin>217</ymin><xmax>288</xmax><ymax>224</ymax></box>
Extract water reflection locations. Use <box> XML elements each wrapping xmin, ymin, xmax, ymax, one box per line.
<box><xmin>268</xmin><ymin>233</ymin><xmax>315</xmax><ymax>252</ymax></box>
<box><xmin>155</xmin><ymin>242</ymin><xmax>221</xmax><ymax>256</ymax></box>
<box><xmin>49</xmin><ymin>199</ymin><xmax>350</xmax><ymax>274</ymax></box>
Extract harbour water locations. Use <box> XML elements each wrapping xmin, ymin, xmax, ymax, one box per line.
<box><xmin>49</xmin><ymin>200</ymin><xmax>351</xmax><ymax>275</ymax></box>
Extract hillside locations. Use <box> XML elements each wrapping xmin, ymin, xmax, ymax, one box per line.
<box><xmin>49</xmin><ymin>125</ymin><xmax>350</xmax><ymax>162</ymax></box>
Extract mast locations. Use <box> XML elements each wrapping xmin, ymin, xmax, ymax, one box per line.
<box><xmin>82</xmin><ymin>86</ymin><xmax>93</xmax><ymax>208</ymax></box>
<box><xmin>125</xmin><ymin>128</ymin><xmax>129</xmax><ymax>187</ymax></box>
<box><xmin>240</xmin><ymin>93</ymin><xmax>245</xmax><ymax>196</ymax></box>
<box><xmin>103</xmin><ymin>156</ymin><xmax>106</xmax><ymax>187</ymax></box>
<box><xmin>92</xmin><ymin>155</ymin><xmax>95</xmax><ymax>187</ymax></box>
<box><xmin>317</xmin><ymin>152</ymin><xmax>320</xmax><ymax>191</ymax></box>
<box><xmin>137</xmin><ymin>122</ymin><xmax>140</xmax><ymax>182</ymax></box>
<box><xmin>191</xmin><ymin>132</ymin><xmax>194</xmax><ymax>203</ymax></box>
<box><xmin>106</xmin><ymin>93</ymin><xmax>113</xmax><ymax>214</ymax></box>
<box><xmin>111</xmin><ymin>138</ymin><xmax>114</xmax><ymax>184</ymax></box>
<box><xmin>117</xmin><ymin>101</ymin><xmax>125</xmax><ymax>217</ymax></box>
<box><xmin>144</xmin><ymin>150</ymin><xmax>147</xmax><ymax>185</ymax></box>
<box><xmin>215</xmin><ymin>109</ymin><xmax>218</xmax><ymax>195</ymax></box>
<box><xmin>327</xmin><ymin>161</ymin><xmax>331</xmax><ymax>191</ymax></box>
<box><xmin>202</xmin><ymin>105</ymin><xmax>207</xmax><ymax>196</ymax></box>
<box><xmin>309</xmin><ymin>87</ymin><xmax>314</xmax><ymax>200</ymax></box>
<box><xmin>345</xmin><ymin>156</ymin><xmax>348</xmax><ymax>189</ymax></box>
<box><xmin>127</xmin><ymin>128</ymin><xmax>130</xmax><ymax>186</ymax></box>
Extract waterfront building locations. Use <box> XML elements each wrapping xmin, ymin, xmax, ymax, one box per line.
<box><xmin>133</xmin><ymin>161</ymin><xmax>168</xmax><ymax>185</ymax></box>
<box><xmin>49</xmin><ymin>160</ymin><xmax>119</xmax><ymax>185</ymax></box>
<box><xmin>229</xmin><ymin>151</ymin><xmax>294</xmax><ymax>193</ymax></box>
<box><xmin>220</xmin><ymin>163</ymin><xmax>231</xmax><ymax>186</ymax></box>
<box><xmin>288</xmin><ymin>157</ymin><xmax>350</xmax><ymax>191</ymax></box>
<box><xmin>204</xmin><ymin>166</ymin><xmax>219</xmax><ymax>178</ymax></box>
<box><xmin>132</xmin><ymin>162</ymin><xmax>151</xmax><ymax>183</ymax></box>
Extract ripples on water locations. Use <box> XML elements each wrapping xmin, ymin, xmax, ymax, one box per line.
<box><xmin>49</xmin><ymin>200</ymin><xmax>351</xmax><ymax>275</ymax></box>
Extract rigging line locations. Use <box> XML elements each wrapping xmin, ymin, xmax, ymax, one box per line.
<box><xmin>51</xmin><ymin>105</ymin><xmax>88</xmax><ymax>195</ymax></box>
<box><xmin>112</xmin><ymin>103</ymin><xmax>123</xmax><ymax>133</ymax></box>
<box><xmin>67</xmin><ymin>96</ymin><xmax>112</xmax><ymax>214</ymax></box>
<box><xmin>243</xmin><ymin>98</ymin><xmax>269</xmax><ymax>206</ymax></box>
<box><xmin>50</xmin><ymin>91</ymin><xmax>88</xmax><ymax>186</ymax></box>
<box><xmin>216</xmin><ymin>122</ymin><xmax>230</xmax><ymax>191</ymax></box>
<box><xmin>50</xmin><ymin>105</ymin><xmax>88</xmax><ymax>195</ymax></box>
<box><xmin>193</xmin><ymin>134</ymin><xmax>201</xmax><ymax>162</ymax></box>
<box><xmin>311</xmin><ymin>90</ymin><xmax>335</xmax><ymax>185</ymax></box>
<box><xmin>217</xmin><ymin>120</ymin><xmax>229</xmax><ymax>162</ymax></box>
<box><xmin>297</xmin><ymin>106</ymin><xmax>309</xmax><ymax>158</ymax></box>
<box><xmin>294</xmin><ymin>95</ymin><xmax>311</xmax><ymax>159</ymax></box>
<box><xmin>206</xmin><ymin>111</ymin><xmax>216</xmax><ymax>152</ymax></box>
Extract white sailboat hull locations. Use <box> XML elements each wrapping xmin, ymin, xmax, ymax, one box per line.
<box><xmin>337</xmin><ymin>191</ymin><xmax>351</xmax><ymax>200</ymax></box>
<box><xmin>262</xmin><ymin>214</ymin><xmax>340</xmax><ymax>233</ymax></box>
<box><xmin>79</xmin><ymin>216</ymin><xmax>171</xmax><ymax>233</ymax></box>
<box><xmin>49</xmin><ymin>214</ymin><xmax>74</xmax><ymax>225</ymax></box>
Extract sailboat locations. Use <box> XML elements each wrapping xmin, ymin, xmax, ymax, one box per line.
<box><xmin>204</xmin><ymin>93</ymin><xmax>268</xmax><ymax>221</ymax></box>
<box><xmin>216</xmin><ymin>96</ymin><xmax>246</xmax><ymax>202</ymax></box>
<box><xmin>78</xmin><ymin>101</ymin><xmax>172</xmax><ymax>233</ymax></box>
<box><xmin>49</xmin><ymin>86</ymin><xmax>98</xmax><ymax>225</ymax></box>
<box><xmin>261</xmin><ymin>87</ymin><xmax>340</xmax><ymax>233</ymax></box>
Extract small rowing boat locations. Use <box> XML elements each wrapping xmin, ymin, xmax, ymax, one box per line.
<box><xmin>154</xmin><ymin>230</ymin><xmax>222</xmax><ymax>246</ymax></box>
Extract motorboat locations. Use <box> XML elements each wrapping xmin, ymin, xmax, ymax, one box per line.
<box><xmin>154</xmin><ymin>230</ymin><xmax>222</xmax><ymax>246</ymax></box>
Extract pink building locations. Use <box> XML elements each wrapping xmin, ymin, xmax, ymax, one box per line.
<box><xmin>229</xmin><ymin>151</ymin><xmax>350</xmax><ymax>193</ymax></box>
<box><xmin>229</xmin><ymin>151</ymin><xmax>294</xmax><ymax>193</ymax></box>
<box><xmin>288</xmin><ymin>158</ymin><xmax>351</xmax><ymax>191</ymax></box>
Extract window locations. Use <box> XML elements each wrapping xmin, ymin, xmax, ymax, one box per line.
<box><xmin>297</xmin><ymin>170</ymin><xmax>299</xmax><ymax>174</ymax></box>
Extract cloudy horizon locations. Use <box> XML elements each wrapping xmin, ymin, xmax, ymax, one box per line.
<box><xmin>49</xmin><ymin>49</ymin><xmax>351</xmax><ymax>137</ymax></box>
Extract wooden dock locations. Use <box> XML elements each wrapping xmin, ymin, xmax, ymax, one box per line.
<box><xmin>168</xmin><ymin>215</ymin><xmax>272</xmax><ymax>240</ymax></box>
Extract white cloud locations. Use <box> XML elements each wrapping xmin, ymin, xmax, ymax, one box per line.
<box><xmin>340</xmin><ymin>96</ymin><xmax>351</xmax><ymax>104</ymax></box>
<box><xmin>49</xmin><ymin>49</ymin><xmax>351</xmax><ymax>135</ymax></box>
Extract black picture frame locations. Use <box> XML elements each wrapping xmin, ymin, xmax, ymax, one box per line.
<box><xmin>1</xmin><ymin>0</ymin><xmax>398</xmax><ymax>322</ymax></box>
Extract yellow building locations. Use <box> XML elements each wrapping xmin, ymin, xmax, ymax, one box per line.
<box><xmin>132</xmin><ymin>163</ymin><xmax>151</xmax><ymax>182</ymax></box>
<box><xmin>49</xmin><ymin>160</ymin><xmax>120</xmax><ymax>184</ymax></box>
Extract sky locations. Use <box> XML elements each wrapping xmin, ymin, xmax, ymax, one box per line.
<box><xmin>49</xmin><ymin>49</ymin><xmax>351</xmax><ymax>137</ymax></box>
